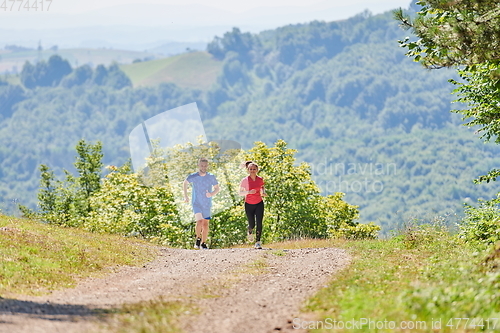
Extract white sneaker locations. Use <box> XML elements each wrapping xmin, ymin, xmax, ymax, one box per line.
<box><xmin>255</xmin><ymin>241</ymin><xmax>262</xmax><ymax>249</ymax></box>
<box><xmin>247</xmin><ymin>232</ymin><xmax>255</xmax><ymax>243</ymax></box>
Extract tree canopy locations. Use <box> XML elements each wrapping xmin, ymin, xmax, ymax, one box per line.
<box><xmin>3</xmin><ymin>9</ymin><xmax>500</xmax><ymax>233</ymax></box>
<box><xmin>395</xmin><ymin>0</ymin><xmax>500</xmax><ymax>68</ymax></box>
<box><xmin>396</xmin><ymin>0</ymin><xmax>500</xmax><ymax>183</ymax></box>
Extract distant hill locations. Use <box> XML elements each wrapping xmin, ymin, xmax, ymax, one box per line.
<box><xmin>149</xmin><ymin>41</ymin><xmax>208</xmax><ymax>56</ymax></box>
<box><xmin>0</xmin><ymin>47</ymin><xmax>157</xmax><ymax>74</ymax></box>
<box><xmin>120</xmin><ymin>51</ymin><xmax>222</xmax><ymax>90</ymax></box>
<box><xmin>1</xmin><ymin>9</ymin><xmax>499</xmax><ymax>235</ymax></box>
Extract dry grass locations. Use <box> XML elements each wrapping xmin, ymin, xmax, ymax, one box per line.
<box><xmin>0</xmin><ymin>215</ymin><xmax>158</xmax><ymax>296</ymax></box>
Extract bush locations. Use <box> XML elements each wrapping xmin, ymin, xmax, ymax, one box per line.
<box><xmin>395</xmin><ymin>222</ymin><xmax>500</xmax><ymax>323</ymax></box>
<box><xmin>31</xmin><ymin>139</ymin><xmax>371</xmax><ymax>248</ymax></box>
<box><xmin>402</xmin><ymin>240</ymin><xmax>500</xmax><ymax>324</ymax></box>
<box><xmin>319</xmin><ymin>192</ymin><xmax>380</xmax><ymax>240</ymax></box>
<box><xmin>24</xmin><ymin>140</ymin><xmax>103</xmax><ymax>227</ymax></box>
<box><xmin>245</xmin><ymin>140</ymin><xmax>362</xmax><ymax>242</ymax></box>
<box><xmin>459</xmin><ymin>198</ymin><xmax>500</xmax><ymax>245</ymax></box>
<box><xmin>209</xmin><ymin>205</ymin><xmax>248</xmax><ymax>248</ymax></box>
<box><xmin>84</xmin><ymin>165</ymin><xmax>184</xmax><ymax>246</ymax></box>
<box><xmin>331</xmin><ymin>221</ymin><xmax>380</xmax><ymax>240</ymax></box>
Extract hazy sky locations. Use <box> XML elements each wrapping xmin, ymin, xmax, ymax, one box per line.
<box><xmin>55</xmin><ymin>0</ymin><xmax>411</xmax><ymax>14</ymax></box>
<box><xmin>0</xmin><ymin>0</ymin><xmax>413</xmax><ymax>48</ymax></box>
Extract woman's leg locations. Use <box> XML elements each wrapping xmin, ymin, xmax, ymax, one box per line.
<box><xmin>245</xmin><ymin>202</ymin><xmax>256</xmax><ymax>234</ymax></box>
<box><xmin>255</xmin><ymin>201</ymin><xmax>264</xmax><ymax>242</ymax></box>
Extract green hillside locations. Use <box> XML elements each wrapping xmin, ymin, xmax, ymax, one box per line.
<box><xmin>1</xmin><ymin>9</ymin><xmax>500</xmax><ymax>234</ymax></box>
<box><xmin>120</xmin><ymin>51</ymin><xmax>222</xmax><ymax>90</ymax></box>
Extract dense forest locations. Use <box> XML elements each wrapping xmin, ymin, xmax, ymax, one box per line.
<box><xmin>1</xmin><ymin>3</ymin><xmax>499</xmax><ymax>234</ymax></box>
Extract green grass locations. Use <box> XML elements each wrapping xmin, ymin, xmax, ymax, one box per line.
<box><xmin>299</xmin><ymin>225</ymin><xmax>500</xmax><ymax>333</ymax></box>
<box><xmin>102</xmin><ymin>298</ymin><xmax>191</xmax><ymax>333</ymax></box>
<box><xmin>270</xmin><ymin>249</ymin><xmax>286</xmax><ymax>256</ymax></box>
<box><xmin>2</xmin><ymin>215</ymin><xmax>498</xmax><ymax>332</ymax></box>
<box><xmin>239</xmin><ymin>256</ymin><xmax>269</xmax><ymax>275</ymax></box>
<box><xmin>267</xmin><ymin>238</ymin><xmax>338</xmax><ymax>250</ymax></box>
<box><xmin>0</xmin><ymin>214</ymin><xmax>158</xmax><ymax>296</ymax></box>
<box><xmin>120</xmin><ymin>51</ymin><xmax>222</xmax><ymax>90</ymax></box>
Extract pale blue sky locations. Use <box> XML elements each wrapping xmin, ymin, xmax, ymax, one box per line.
<box><xmin>55</xmin><ymin>0</ymin><xmax>411</xmax><ymax>14</ymax></box>
<box><xmin>0</xmin><ymin>0</ymin><xmax>413</xmax><ymax>48</ymax></box>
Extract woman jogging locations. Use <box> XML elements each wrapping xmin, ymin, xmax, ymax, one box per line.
<box><xmin>239</xmin><ymin>161</ymin><xmax>266</xmax><ymax>249</ymax></box>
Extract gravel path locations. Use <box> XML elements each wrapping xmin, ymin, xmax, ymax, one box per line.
<box><xmin>0</xmin><ymin>246</ymin><xmax>349</xmax><ymax>333</ymax></box>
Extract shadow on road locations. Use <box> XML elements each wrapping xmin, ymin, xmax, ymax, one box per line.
<box><xmin>0</xmin><ymin>297</ymin><xmax>110</xmax><ymax>320</ymax></box>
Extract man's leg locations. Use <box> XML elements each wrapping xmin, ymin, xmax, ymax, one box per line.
<box><xmin>199</xmin><ymin>205</ymin><xmax>211</xmax><ymax>248</ymax></box>
<box><xmin>194</xmin><ymin>212</ymin><xmax>203</xmax><ymax>248</ymax></box>
<box><xmin>200</xmin><ymin>218</ymin><xmax>209</xmax><ymax>244</ymax></box>
<box><xmin>195</xmin><ymin>220</ymin><xmax>203</xmax><ymax>238</ymax></box>
<box><xmin>194</xmin><ymin>213</ymin><xmax>204</xmax><ymax>237</ymax></box>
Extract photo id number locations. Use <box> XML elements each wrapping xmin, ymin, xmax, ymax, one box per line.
<box><xmin>1</xmin><ymin>0</ymin><xmax>53</xmax><ymax>11</ymax></box>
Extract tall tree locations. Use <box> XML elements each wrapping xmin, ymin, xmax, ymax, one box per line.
<box><xmin>20</xmin><ymin>55</ymin><xmax>72</xmax><ymax>88</ymax></box>
<box><xmin>395</xmin><ymin>0</ymin><xmax>500</xmax><ymax>68</ymax></box>
<box><xmin>28</xmin><ymin>140</ymin><xmax>103</xmax><ymax>226</ymax></box>
<box><xmin>207</xmin><ymin>27</ymin><xmax>255</xmax><ymax>65</ymax></box>
<box><xmin>395</xmin><ymin>0</ymin><xmax>500</xmax><ymax>182</ymax></box>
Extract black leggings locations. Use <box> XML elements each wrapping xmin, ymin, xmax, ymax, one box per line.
<box><xmin>245</xmin><ymin>201</ymin><xmax>264</xmax><ymax>242</ymax></box>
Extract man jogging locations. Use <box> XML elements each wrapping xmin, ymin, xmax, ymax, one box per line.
<box><xmin>183</xmin><ymin>158</ymin><xmax>220</xmax><ymax>249</ymax></box>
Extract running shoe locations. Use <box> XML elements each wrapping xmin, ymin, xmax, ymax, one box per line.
<box><xmin>194</xmin><ymin>238</ymin><xmax>201</xmax><ymax>249</ymax></box>
<box><xmin>255</xmin><ymin>241</ymin><xmax>262</xmax><ymax>249</ymax></box>
<box><xmin>201</xmin><ymin>242</ymin><xmax>209</xmax><ymax>249</ymax></box>
<box><xmin>247</xmin><ymin>231</ymin><xmax>255</xmax><ymax>243</ymax></box>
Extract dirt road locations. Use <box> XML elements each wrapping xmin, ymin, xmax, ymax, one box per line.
<box><xmin>0</xmin><ymin>246</ymin><xmax>349</xmax><ymax>333</ymax></box>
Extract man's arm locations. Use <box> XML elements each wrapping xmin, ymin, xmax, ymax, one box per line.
<box><xmin>207</xmin><ymin>184</ymin><xmax>220</xmax><ymax>198</ymax></box>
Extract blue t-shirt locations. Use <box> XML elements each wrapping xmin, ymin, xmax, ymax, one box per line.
<box><xmin>186</xmin><ymin>172</ymin><xmax>218</xmax><ymax>207</ymax></box>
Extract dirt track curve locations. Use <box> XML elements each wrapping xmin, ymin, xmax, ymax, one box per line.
<box><xmin>0</xmin><ymin>246</ymin><xmax>350</xmax><ymax>333</ymax></box>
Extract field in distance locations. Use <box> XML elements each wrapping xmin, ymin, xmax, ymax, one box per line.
<box><xmin>0</xmin><ymin>47</ymin><xmax>156</xmax><ymax>74</ymax></box>
<box><xmin>120</xmin><ymin>51</ymin><xmax>222</xmax><ymax>91</ymax></box>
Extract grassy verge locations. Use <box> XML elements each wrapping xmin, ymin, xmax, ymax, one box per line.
<box><xmin>0</xmin><ymin>215</ymin><xmax>158</xmax><ymax>296</ymax></box>
<box><xmin>0</xmin><ymin>214</ymin><xmax>189</xmax><ymax>332</ymax></box>
<box><xmin>298</xmin><ymin>224</ymin><xmax>500</xmax><ymax>332</ymax></box>
<box><xmin>101</xmin><ymin>298</ymin><xmax>192</xmax><ymax>333</ymax></box>
<box><xmin>0</xmin><ymin>215</ymin><xmax>268</xmax><ymax>332</ymax></box>
<box><xmin>2</xmin><ymin>215</ymin><xmax>498</xmax><ymax>332</ymax></box>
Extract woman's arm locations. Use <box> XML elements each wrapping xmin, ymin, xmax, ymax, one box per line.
<box><xmin>239</xmin><ymin>187</ymin><xmax>256</xmax><ymax>196</ymax></box>
<box><xmin>260</xmin><ymin>186</ymin><xmax>267</xmax><ymax>197</ymax></box>
<box><xmin>239</xmin><ymin>178</ymin><xmax>254</xmax><ymax>196</ymax></box>
<box><xmin>260</xmin><ymin>178</ymin><xmax>267</xmax><ymax>197</ymax></box>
